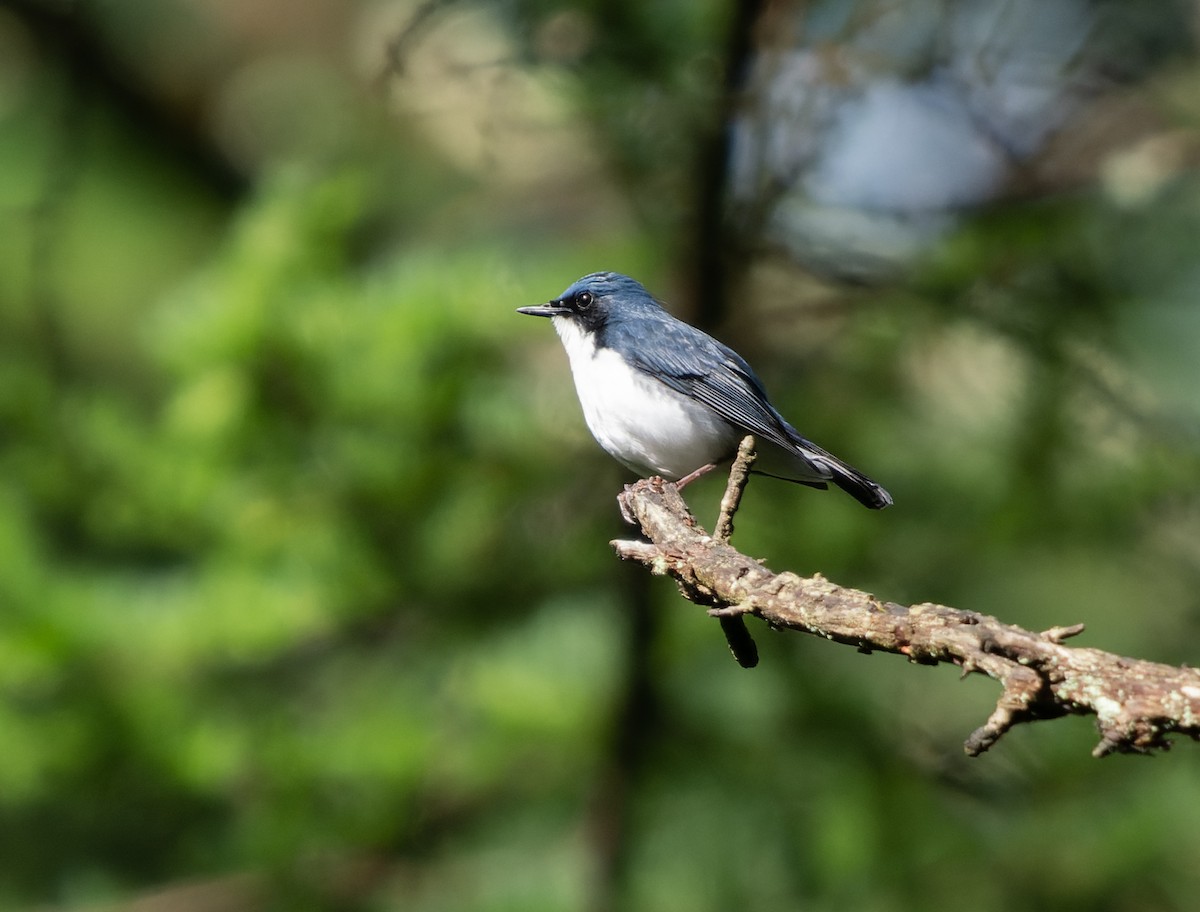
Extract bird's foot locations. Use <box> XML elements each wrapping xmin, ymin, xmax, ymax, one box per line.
<box><xmin>618</xmin><ymin>485</ymin><xmax>639</xmax><ymax>525</ymax></box>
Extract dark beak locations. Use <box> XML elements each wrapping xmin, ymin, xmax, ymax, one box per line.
<box><xmin>516</xmin><ymin>300</ymin><xmax>569</xmax><ymax>318</ymax></box>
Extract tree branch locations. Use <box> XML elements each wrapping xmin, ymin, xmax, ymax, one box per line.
<box><xmin>612</xmin><ymin>443</ymin><xmax>1200</xmax><ymax>757</ymax></box>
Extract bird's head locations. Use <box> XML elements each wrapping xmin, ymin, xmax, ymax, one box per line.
<box><xmin>517</xmin><ymin>272</ymin><xmax>658</xmax><ymax>331</ymax></box>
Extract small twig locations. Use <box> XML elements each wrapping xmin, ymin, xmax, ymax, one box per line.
<box><xmin>1041</xmin><ymin>623</ymin><xmax>1086</xmax><ymax>643</ymax></box>
<box><xmin>710</xmin><ymin>437</ymin><xmax>759</xmax><ymax>667</ymax></box>
<box><xmin>717</xmin><ymin>615</ymin><xmax>759</xmax><ymax>669</ymax></box>
<box><xmin>714</xmin><ymin>436</ymin><xmax>756</xmax><ymax>542</ymax></box>
<box><xmin>375</xmin><ymin>0</ymin><xmax>458</xmax><ymax>88</ymax></box>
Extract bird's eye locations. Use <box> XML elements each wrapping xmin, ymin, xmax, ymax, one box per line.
<box><xmin>575</xmin><ymin>291</ymin><xmax>593</xmax><ymax>309</ymax></box>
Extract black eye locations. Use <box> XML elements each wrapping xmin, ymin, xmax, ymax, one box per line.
<box><xmin>575</xmin><ymin>291</ymin><xmax>593</xmax><ymax>309</ymax></box>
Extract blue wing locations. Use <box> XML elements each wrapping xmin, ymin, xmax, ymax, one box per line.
<box><xmin>604</xmin><ymin>314</ymin><xmax>808</xmax><ymax>459</ymax></box>
<box><xmin>603</xmin><ymin>312</ymin><xmax>893</xmax><ymax>508</ymax></box>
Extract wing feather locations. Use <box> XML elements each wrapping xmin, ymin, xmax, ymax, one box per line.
<box><xmin>605</xmin><ymin>316</ymin><xmax>819</xmax><ymax>467</ymax></box>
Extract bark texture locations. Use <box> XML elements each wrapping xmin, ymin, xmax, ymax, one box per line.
<box><xmin>612</xmin><ymin>470</ymin><xmax>1200</xmax><ymax>757</ymax></box>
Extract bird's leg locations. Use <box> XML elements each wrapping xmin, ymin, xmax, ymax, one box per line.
<box><xmin>673</xmin><ymin>462</ymin><xmax>718</xmax><ymax>490</ymax></box>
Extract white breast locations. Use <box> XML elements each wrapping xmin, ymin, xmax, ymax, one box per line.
<box><xmin>553</xmin><ymin>317</ymin><xmax>738</xmax><ymax>479</ymax></box>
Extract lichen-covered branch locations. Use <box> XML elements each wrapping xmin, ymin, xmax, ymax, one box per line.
<box><xmin>612</xmin><ymin>458</ymin><xmax>1200</xmax><ymax>757</ymax></box>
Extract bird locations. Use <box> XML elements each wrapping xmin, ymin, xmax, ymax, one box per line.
<box><xmin>517</xmin><ymin>272</ymin><xmax>892</xmax><ymax>509</ymax></box>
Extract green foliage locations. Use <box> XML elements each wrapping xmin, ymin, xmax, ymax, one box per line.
<box><xmin>0</xmin><ymin>1</ymin><xmax>1198</xmax><ymax>911</ymax></box>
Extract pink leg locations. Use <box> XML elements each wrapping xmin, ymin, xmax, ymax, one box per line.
<box><xmin>673</xmin><ymin>462</ymin><xmax>718</xmax><ymax>490</ymax></box>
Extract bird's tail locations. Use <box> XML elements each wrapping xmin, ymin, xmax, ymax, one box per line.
<box><xmin>786</xmin><ymin>431</ymin><xmax>893</xmax><ymax>510</ymax></box>
<box><xmin>822</xmin><ymin>456</ymin><xmax>892</xmax><ymax>510</ymax></box>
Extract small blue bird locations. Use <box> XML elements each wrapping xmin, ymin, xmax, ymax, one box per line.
<box><xmin>518</xmin><ymin>272</ymin><xmax>892</xmax><ymax>509</ymax></box>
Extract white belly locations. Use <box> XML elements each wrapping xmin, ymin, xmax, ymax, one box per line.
<box><xmin>553</xmin><ymin>317</ymin><xmax>738</xmax><ymax>479</ymax></box>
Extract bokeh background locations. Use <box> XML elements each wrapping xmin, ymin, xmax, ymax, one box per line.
<box><xmin>2</xmin><ymin>0</ymin><xmax>1200</xmax><ymax>909</ymax></box>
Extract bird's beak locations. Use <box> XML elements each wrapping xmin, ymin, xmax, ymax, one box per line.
<box><xmin>516</xmin><ymin>300</ymin><xmax>569</xmax><ymax>318</ymax></box>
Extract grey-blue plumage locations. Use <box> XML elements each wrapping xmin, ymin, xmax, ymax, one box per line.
<box><xmin>517</xmin><ymin>272</ymin><xmax>891</xmax><ymax>509</ymax></box>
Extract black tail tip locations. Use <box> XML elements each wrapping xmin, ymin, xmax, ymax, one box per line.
<box><xmin>835</xmin><ymin>475</ymin><xmax>893</xmax><ymax>510</ymax></box>
<box><xmin>862</xmin><ymin>486</ymin><xmax>894</xmax><ymax>510</ymax></box>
